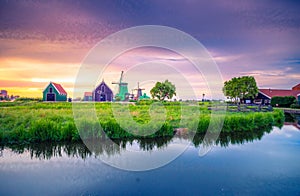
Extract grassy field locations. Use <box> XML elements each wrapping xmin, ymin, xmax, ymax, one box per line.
<box><xmin>0</xmin><ymin>101</ymin><xmax>284</xmax><ymax>144</ymax></box>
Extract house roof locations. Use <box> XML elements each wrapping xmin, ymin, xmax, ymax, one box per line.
<box><xmin>259</xmin><ymin>89</ymin><xmax>300</xmax><ymax>99</ymax></box>
<box><xmin>93</xmin><ymin>80</ymin><xmax>113</xmax><ymax>93</ymax></box>
<box><xmin>84</xmin><ymin>92</ymin><xmax>92</xmax><ymax>97</ymax></box>
<box><xmin>43</xmin><ymin>82</ymin><xmax>67</xmax><ymax>95</ymax></box>
<box><xmin>292</xmin><ymin>83</ymin><xmax>300</xmax><ymax>90</ymax></box>
<box><xmin>52</xmin><ymin>82</ymin><xmax>67</xmax><ymax>95</ymax></box>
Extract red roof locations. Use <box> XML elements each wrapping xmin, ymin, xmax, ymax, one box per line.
<box><xmin>52</xmin><ymin>82</ymin><xmax>67</xmax><ymax>95</ymax></box>
<box><xmin>259</xmin><ymin>89</ymin><xmax>300</xmax><ymax>99</ymax></box>
<box><xmin>84</xmin><ymin>92</ymin><xmax>92</xmax><ymax>97</ymax></box>
<box><xmin>292</xmin><ymin>83</ymin><xmax>300</xmax><ymax>90</ymax></box>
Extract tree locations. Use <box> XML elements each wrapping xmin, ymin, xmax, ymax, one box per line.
<box><xmin>223</xmin><ymin>76</ymin><xmax>258</xmax><ymax>104</ymax></box>
<box><xmin>150</xmin><ymin>80</ymin><xmax>176</xmax><ymax>101</ymax></box>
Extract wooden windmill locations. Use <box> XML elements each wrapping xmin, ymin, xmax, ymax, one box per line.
<box><xmin>112</xmin><ymin>71</ymin><xmax>129</xmax><ymax>101</ymax></box>
<box><xmin>133</xmin><ymin>82</ymin><xmax>145</xmax><ymax>100</ymax></box>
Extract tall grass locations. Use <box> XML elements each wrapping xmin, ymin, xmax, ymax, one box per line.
<box><xmin>0</xmin><ymin>102</ymin><xmax>284</xmax><ymax>144</ymax></box>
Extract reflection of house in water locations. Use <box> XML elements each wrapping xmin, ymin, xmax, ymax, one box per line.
<box><xmin>284</xmin><ymin>122</ymin><xmax>300</xmax><ymax>130</ymax></box>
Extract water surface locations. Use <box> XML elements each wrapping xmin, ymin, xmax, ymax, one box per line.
<box><xmin>1</xmin><ymin>124</ymin><xmax>300</xmax><ymax>195</ymax></box>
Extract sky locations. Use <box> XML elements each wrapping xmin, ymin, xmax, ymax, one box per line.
<box><xmin>0</xmin><ymin>0</ymin><xmax>300</xmax><ymax>99</ymax></box>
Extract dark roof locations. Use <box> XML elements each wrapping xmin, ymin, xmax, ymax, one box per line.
<box><xmin>259</xmin><ymin>89</ymin><xmax>300</xmax><ymax>99</ymax></box>
<box><xmin>51</xmin><ymin>82</ymin><xmax>67</xmax><ymax>95</ymax></box>
<box><xmin>93</xmin><ymin>80</ymin><xmax>113</xmax><ymax>92</ymax></box>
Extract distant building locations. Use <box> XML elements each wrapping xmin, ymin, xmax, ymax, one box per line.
<box><xmin>93</xmin><ymin>80</ymin><xmax>113</xmax><ymax>102</ymax></box>
<box><xmin>43</xmin><ymin>82</ymin><xmax>67</xmax><ymax>102</ymax></box>
<box><xmin>83</xmin><ymin>92</ymin><xmax>93</xmax><ymax>101</ymax></box>
<box><xmin>0</xmin><ymin>90</ymin><xmax>8</xmax><ymax>100</ymax></box>
<box><xmin>139</xmin><ymin>93</ymin><xmax>150</xmax><ymax>100</ymax></box>
<box><xmin>0</xmin><ymin>90</ymin><xmax>7</xmax><ymax>96</ymax></box>
<box><xmin>255</xmin><ymin>83</ymin><xmax>300</xmax><ymax>105</ymax></box>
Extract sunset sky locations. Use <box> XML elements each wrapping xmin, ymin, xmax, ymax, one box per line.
<box><xmin>0</xmin><ymin>0</ymin><xmax>299</xmax><ymax>99</ymax></box>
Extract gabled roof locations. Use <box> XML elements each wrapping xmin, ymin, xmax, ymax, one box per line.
<box><xmin>259</xmin><ymin>89</ymin><xmax>300</xmax><ymax>99</ymax></box>
<box><xmin>43</xmin><ymin>82</ymin><xmax>67</xmax><ymax>95</ymax></box>
<box><xmin>93</xmin><ymin>80</ymin><xmax>113</xmax><ymax>93</ymax></box>
<box><xmin>84</xmin><ymin>92</ymin><xmax>92</xmax><ymax>97</ymax></box>
<box><xmin>52</xmin><ymin>82</ymin><xmax>67</xmax><ymax>95</ymax></box>
<box><xmin>292</xmin><ymin>83</ymin><xmax>300</xmax><ymax>90</ymax></box>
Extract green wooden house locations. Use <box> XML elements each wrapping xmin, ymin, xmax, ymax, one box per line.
<box><xmin>43</xmin><ymin>82</ymin><xmax>67</xmax><ymax>102</ymax></box>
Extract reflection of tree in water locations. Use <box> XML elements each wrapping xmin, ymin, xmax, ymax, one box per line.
<box><xmin>2</xmin><ymin>137</ymin><xmax>173</xmax><ymax>160</ymax></box>
<box><xmin>192</xmin><ymin>126</ymin><xmax>273</xmax><ymax>148</ymax></box>
<box><xmin>1</xmin><ymin>126</ymin><xmax>277</xmax><ymax>159</ymax></box>
<box><xmin>0</xmin><ymin>145</ymin><xmax>3</xmax><ymax>157</ymax></box>
<box><xmin>284</xmin><ymin>113</ymin><xmax>300</xmax><ymax>130</ymax></box>
<box><xmin>6</xmin><ymin>142</ymin><xmax>91</xmax><ymax>160</ymax></box>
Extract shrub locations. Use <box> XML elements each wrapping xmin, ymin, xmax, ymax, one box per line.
<box><xmin>271</xmin><ymin>96</ymin><xmax>296</xmax><ymax>108</ymax></box>
<box><xmin>290</xmin><ymin>104</ymin><xmax>300</xmax><ymax>109</ymax></box>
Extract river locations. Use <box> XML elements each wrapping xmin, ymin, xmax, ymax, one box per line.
<box><xmin>0</xmin><ymin>116</ymin><xmax>300</xmax><ymax>195</ymax></box>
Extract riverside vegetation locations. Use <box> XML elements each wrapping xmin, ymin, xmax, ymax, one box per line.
<box><xmin>0</xmin><ymin>101</ymin><xmax>284</xmax><ymax>144</ymax></box>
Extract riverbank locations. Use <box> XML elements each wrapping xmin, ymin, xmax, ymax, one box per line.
<box><xmin>278</xmin><ymin>108</ymin><xmax>300</xmax><ymax>114</ymax></box>
<box><xmin>0</xmin><ymin>102</ymin><xmax>284</xmax><ymax>144</ymax></box>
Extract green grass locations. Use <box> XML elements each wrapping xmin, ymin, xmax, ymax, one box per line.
<box><xmin>0</xmin><ymin>101</ymin><xmax>284</xmax><ymax>144</ymax></box>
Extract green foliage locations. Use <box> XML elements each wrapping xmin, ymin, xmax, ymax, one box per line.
<box><xmin>0</xmin><ymin>102</ymin><xmax>285</xmax><ymax>144</ymax></box>
<box><xmin>223</xmin><ymin>76</ymin><xmax>258</xmax><ymax>103</ymax></box>
<box><xmin>195</xmin><ymin>109</ymin><xmax>284</xmax><ymax>133</ymax></box>
<box><xmin>290</xmin><ymin>104</ymin><xmax>300</xmax><ymax>109</ymax></box>
<box><xmin>271</xmin><ymin>96</ymin><xmax>296</xmax><ymax>108</ymax></box>
<box><xmin>15</xmin><ymin>97</ymin><xmax>42</xmax><ymax>102</ymax></box>
<box><xmin>150</xmin><ymin>80</ymin><xmax>176</xmax><ymax>101</ymax></box>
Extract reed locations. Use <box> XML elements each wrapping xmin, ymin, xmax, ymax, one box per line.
<box><xmin>0</xmin><ymin>102</ymin><xmax>284</xmax><ymax>144</ymax></box>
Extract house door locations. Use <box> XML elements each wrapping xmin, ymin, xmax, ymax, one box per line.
<box><xmin>47</xmin><ymin>93</ymin><xmax>55</xmax><ymax>101</ymax></box>
<box><xmin>100</xmin><ymin>94</ymin><xmax>106</xmax><ymax>101</ymax></box>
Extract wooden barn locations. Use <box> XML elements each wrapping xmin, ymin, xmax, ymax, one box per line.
<box><xmin>93</xmin><ymin>80</ymin><xmax>113</xmax><ymax>102</ymax></box>
<box><xmin>43</xmin><ymin>82</ymin><xmax>67</xmax><ymax>102</ymax></box>
<box><xmin>254</xmin><ymin>83</ymin><xmax>300</xmax><ymax>105</ymax></box>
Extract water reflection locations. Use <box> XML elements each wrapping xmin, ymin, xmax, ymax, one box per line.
<box><xmin>192</xmin><ymin>129</ymin><xmax>271</xmax><ymax>148</ymax></box>
<box><xmin>0</xmin><ymin>126</ymin><xmax>275</xmax><ymax>160</ymax></box>
<box><xmin>284</xmin><ymin>114</ymin><xmax>300</xmax><ymax>130</ymax></box>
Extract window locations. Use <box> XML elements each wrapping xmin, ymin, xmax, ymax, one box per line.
<box><xmin>49</xmin><ymin>87</ymin><xmax>53</xmax><ymax>93</ymax></box>
<box><xmin>101</xmin><ymin>85</ymin><xmax>105</xmax><ymax>92</ymax></box>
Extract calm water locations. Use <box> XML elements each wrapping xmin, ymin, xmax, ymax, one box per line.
<box><xmin>1</xmin><ymin>118</ymin><xmax>300</xmax><ymax>195</ymax></box>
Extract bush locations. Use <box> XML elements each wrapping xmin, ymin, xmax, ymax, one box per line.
<box><xmin>15</xmin><ymin>97</ymin><xmax>42</xmax><ymax>102</ymax></box>
<box><xmin>290</xmin><ymin>104</ymin><xmax>300</xmax><ymax>109</ymax></box>
<box><xmin>271</xmin><ymin>96</ymin><xmax>296</xmax><ymax>108</ymax></box>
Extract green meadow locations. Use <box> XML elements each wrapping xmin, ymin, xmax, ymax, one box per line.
<box><xmin>0</xmin><ymin>101</ymin><xmax>284</xmax><ymax>144</ymax></box>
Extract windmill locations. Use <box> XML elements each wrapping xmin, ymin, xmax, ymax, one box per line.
<box><xmin>112</xmin><ymin>71</ymin><xmax>129</xmax><ymax>101</ymax></box>
<box><xmin>133</xmin><ymin>82</ymin><xmax>145</xmax><ymax>100</ymax></box>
